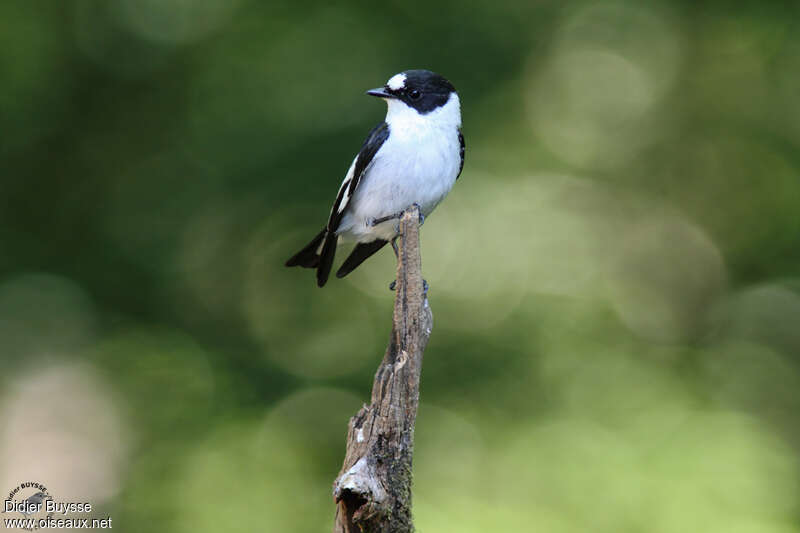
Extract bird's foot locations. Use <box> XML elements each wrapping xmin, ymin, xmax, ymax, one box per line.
<box><xmin>369</xmin><ymin>211</ymin><xmax>404</xmax><ymax>227</ymax></box>
<box><xmin>369</xmin><ymin>204</ymin><xmax>425</xmax><ymax>228</ymax></box>
<box><xmin>388</xmin><ymin>278</ymin><xmax>428</xmax><ymax>293</ymax></box>
<box><xmin>411</xmin><ymin>203</ymin><xmax>425</xmax><ymax>225</ymax></box>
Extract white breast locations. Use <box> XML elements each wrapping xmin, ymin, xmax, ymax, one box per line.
<box><xmin>337</xmin><ymin>94</ymin><xmax>462</xmax><ymax>242</ymax></box>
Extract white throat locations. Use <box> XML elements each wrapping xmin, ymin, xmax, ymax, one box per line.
<box><xmin>383</xmin><ymin>92</ymin><xmax>462</xmax><ymax>131</ymax></box>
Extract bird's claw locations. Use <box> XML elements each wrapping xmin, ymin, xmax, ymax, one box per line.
<box><xmin>388</xmin><ymin>278</ymin><xmax>429</xmax><ymax>293</ymax></box>
<box><xmin>371</xmin><ymin>211</ymin><xmax>402</xmax><ymax>226</ymax></box>
<box><xmin>411</xmin><ymin>203</ymin><xmax>425</xmax><ymax>225</ymax></box>
<box><xmin>371</xmin><ymin>204</ymin><xmax>425</xmax><ymax>229</ymax></box>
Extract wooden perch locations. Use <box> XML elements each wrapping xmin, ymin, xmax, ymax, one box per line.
<box><xmin>333</xmin><ymin>205</ymin><xmax>433</xmax><ymax>533</ymax></box>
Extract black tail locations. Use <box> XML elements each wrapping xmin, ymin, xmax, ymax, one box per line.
<box><xmin>316</xmin><ymin>230</ymin><xmax>338</xmax><ymax>287</ymax></box>
<box><xmin>285</xmin><ymin>228</ymin><xmax>326</xmax><ymax>268</ymax></box>
<box><xmin>336</xmin><ymin>240</ymin><xmax>388</xmax><ymax>279</ymax></box>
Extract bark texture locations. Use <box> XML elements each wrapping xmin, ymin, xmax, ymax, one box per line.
<box><xmin>332</xmin><ymin>205</ymin><xmax>433</xmax><ymax>533</ymax></box>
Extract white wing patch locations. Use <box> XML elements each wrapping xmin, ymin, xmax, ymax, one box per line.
<box><xmin>387</xmin><ymin>73</ymin><xmax>406</xmax><ymax>91</ymax></box>
<box><xmin>335</xmin><ymin>157</ymin><xmax>358</xmax><ymax>214</ymax></box>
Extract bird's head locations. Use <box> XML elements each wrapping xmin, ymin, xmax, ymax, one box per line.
<box><xmin>367</xmin><ymin>69</ymin><xmax>460</xmax><ymax>127</ymax></box>
<box><xmin>26</xmin><ymin>492</ymin><xmax>47</xmax><ymax>503</ymax></box>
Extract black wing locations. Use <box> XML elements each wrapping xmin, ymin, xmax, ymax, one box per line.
<box><xmin>314</xmin><ymin>122</ymin><xmax>390</xmax><ymax>287</ymax></box>
<box><xmin>457</xmin><ymin>129</ymin><xmax>465</xmax><ymax>180</ymax></box>
<box><xmin>326</xmin><ymin>122</ymin><xmax>390</xmax><ymax>233</ymax></box>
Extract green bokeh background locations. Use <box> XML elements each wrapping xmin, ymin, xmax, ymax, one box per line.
<box><xmin>2</xmin><ymin>1</ymin><xmax>800</xmax><ymax>531</ymax></box>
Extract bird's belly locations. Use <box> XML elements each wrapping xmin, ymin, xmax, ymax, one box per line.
<box><xmin>339</xmin><ymin>132</ymin><xmax>459</xmax><ymax>242</ymax></box>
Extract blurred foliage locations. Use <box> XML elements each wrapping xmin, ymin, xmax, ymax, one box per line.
<box><xmin>2</xmin><ymin>0</ymin><xmax>800</xmax><ymax>531</ymax></box>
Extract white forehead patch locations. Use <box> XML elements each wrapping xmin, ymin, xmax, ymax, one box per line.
<box><xmin>386</xmin><ymin>73</ymin><xmax>406</xmax><ymax>91</ymax></box>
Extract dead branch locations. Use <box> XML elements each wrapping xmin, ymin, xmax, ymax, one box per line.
<box><xmin>332</xmin><ymin>205</ymin><xmax>433</xmax><ymax>533</ymax></box>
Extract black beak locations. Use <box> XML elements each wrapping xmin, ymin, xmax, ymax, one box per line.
<box><xmin>366</xmin><ymin>87</ymin><xmax>395</xmax><ymax>98</ymax></box>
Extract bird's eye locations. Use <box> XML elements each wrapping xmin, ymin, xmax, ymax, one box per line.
<box><xmin>408</xmin><ymin>89</ymin><xmax>421</xmax><ymax>100</ymax></box>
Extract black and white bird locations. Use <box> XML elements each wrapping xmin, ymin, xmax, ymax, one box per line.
<box><xmin>285</xmin><ymin>69</ymin><xmax>464</xmax><ymax>287</ymax></box>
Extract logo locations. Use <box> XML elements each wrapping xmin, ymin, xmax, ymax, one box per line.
<box><xmin>2</xmin><ymin>481</ymin><xmax>110</xmax><ymax>530</ymax></box>
<box><xmin>3</xmin><ymin>481</ymin><xmax>55</xmax><ymax>531</ymax></box>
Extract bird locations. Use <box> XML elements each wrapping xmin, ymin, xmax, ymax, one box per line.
<box><xmin>285</xmin><ymin>69</ymin><xmax>464</xmax><ymax>287</ymax></box>
<box><xmin>19</xmin><ymin>491</ymin><xmax>49</xmax><ymax>518</ymax></box>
